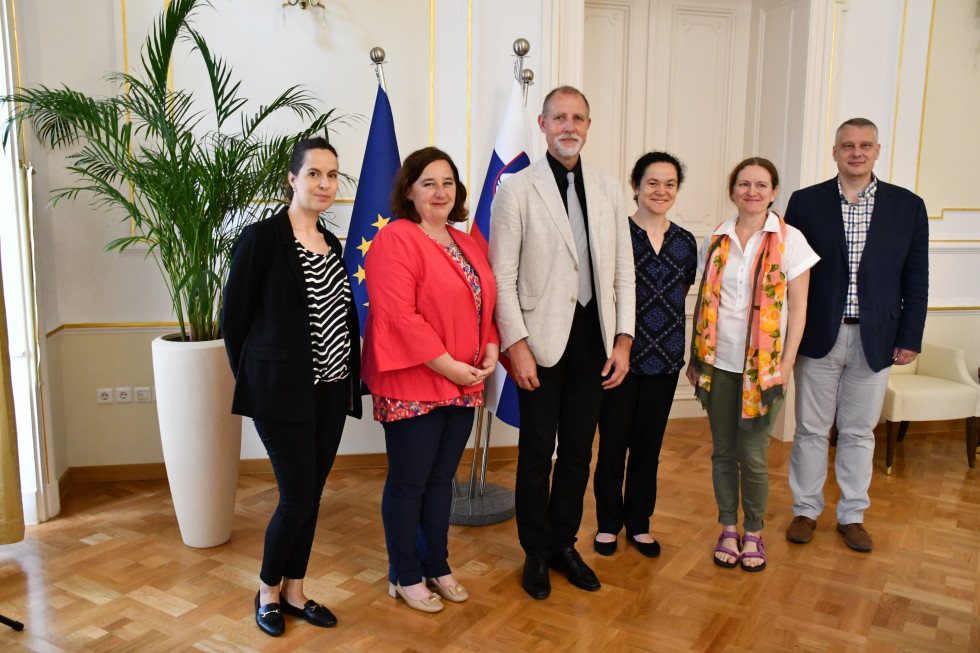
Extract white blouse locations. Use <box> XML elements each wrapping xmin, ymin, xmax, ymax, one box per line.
<box><xmin>696</xmin><ymin>212</ymin><xmax>819</xmax><ymax>373</ymax></box>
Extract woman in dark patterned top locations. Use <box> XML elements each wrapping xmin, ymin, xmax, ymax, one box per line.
<box><xmin>593</xmin><ymin>152</ymin><xmax>697</xmax><ymax>558</ymax></box>
<box><xmin>362</xmin><ymin>148</ymin><xmax>499</xmax><ymax>613</ymax></box>
<box><xmin>222</xmin><ymin>138</ymin><xmax>360</xmax><ymax>637</ymax></box>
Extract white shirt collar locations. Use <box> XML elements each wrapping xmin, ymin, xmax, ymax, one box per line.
<box><xmin>712</xmin><ymin>211</ymin><xmax>780</xmax><ymax>236</ymax></box>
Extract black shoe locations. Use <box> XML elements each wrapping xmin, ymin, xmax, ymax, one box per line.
<box><xmin>550</xmin><ymin>546</ymin><xmax>601</xmax><ymax>591</ymax></box>
<box><xmin>628</xmin><ymin>535</ymin><xmax>661</xmax><ymax>558</ymax></box>
<box><xmin>281</xmin><ymin>598</ymin><xmax>337</xmax><ymax>628</ymax></box>
<box><xmin>593</xmin><ymin>534</ymin><xmax>617</xmax><ymax>556</ymax></box>
<box><xmin>522</xmin><ymin>553</ymin><xmax>551</xmax><ymax>600</ymax></box>
<box><xmin>254</xmin><ymin>592</ymin><xmax>285</xmax><ymax>637</ymax></box>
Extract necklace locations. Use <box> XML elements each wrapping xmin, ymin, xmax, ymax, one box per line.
<box><xmin>417</xmin><ymin>222</ymin><xmax>453</xmax><ymax>246</ymax></box>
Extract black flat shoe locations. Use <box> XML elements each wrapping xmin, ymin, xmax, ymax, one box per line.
<box><xmin>281</xmin><ymin>598</ymin><xmax>338</xmax><ymax>628</ymax></box>
<box><xmin>593</xmin><ymin>535</ymin><xmax>617</xmax><ymax>556</ymax></box>
<box><xmin>254</xmin><ymin>591</ymin><xmax>284</xmax><ymax>637</ymax></box>
<box><xmin>550</xmin><ymin>546</ymin><xmax>600</xmax><ymax>591</ymax></box>
<box><xmin>628</xmin><ymin>536</ymin><xmax>661</xmax><ymax>558</ymax></box>
<box><xmin>522</xmin><ymin>553</ymin><xmax>551</xmax><ymax>600</ymax></box>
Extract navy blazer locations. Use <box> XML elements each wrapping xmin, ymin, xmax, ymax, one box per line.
<box><xmin>220</xmin><ymin>207</ymin><xmax>362</xmax><ymax>423</ymax></box>
<box><xmin>784</xmin><ymin>177</ymin><xmax>928</xmax><ymax>373</ymax></box>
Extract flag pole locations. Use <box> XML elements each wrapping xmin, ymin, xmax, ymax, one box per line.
<box><xmin>471</xmin><ymin>38</ymin><xmax>534</xmax><ymax>496</ymax></box>
<box><xmin>449</xmin><ymin>39</ymin><xmax>534</xmax><ymax>526</ymax></box>
<box><xmin>513</xmin><ymin>38</ymin><xmax>534</xmax><ymax>107</ymax></box>
<box><xmin>370</xmin><ymin>47</ymin><xmax>388</xmax><ymax>93</ymax></box>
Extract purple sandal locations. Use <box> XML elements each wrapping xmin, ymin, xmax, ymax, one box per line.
<box><xmin>713</xmin><ymin>531</ymin><xmax>741</xmax><ymax>568</ymax></box>
<box><xmin>739</xmin><ymin>534</ymin><xmax>766</xmax><ymax>572</ymax></box>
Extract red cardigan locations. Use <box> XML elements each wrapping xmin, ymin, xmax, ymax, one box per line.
<box><xmin>361</xmin><ymin>219</ymin><xmax>499</xmax><ymax>402</ymax></box>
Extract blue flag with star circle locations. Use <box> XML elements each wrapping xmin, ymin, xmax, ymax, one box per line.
<box><xmin>344</xmin><ymin>85</ymin><xmax>400</xmax><ymax>336</ymax></box>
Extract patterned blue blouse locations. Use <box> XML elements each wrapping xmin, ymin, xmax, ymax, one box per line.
<box><xmin>629</xmin><ymin>218</ymin><xmax>698</xmax><ymax>375</ymax></box>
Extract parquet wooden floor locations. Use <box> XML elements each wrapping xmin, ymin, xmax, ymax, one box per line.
<box><xmin>1</xmin><ymin>417</ymin><xmax>978</xmax><ymax>652</ymax></box>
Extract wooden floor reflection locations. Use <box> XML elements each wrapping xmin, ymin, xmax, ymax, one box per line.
<box><xmin>1</xmin><ymin>417</ymin><xmax>977</xmax><ymax>652</ymax></box>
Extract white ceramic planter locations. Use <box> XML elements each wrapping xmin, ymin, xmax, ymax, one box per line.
<box><xmin>152</xmin><ymin>335</ymin><xmax>240</xmax><ymax>548</ymax></box>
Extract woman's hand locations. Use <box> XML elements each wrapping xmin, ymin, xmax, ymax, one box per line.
<box><xmin>780</xmin><ymin>355</ymin><xmax>796</xmax><ymax>378</ymax></box>
<box><xmin>444</xmin><ymin>360</ymin><xmax>487</xmax><ymax>387</ymax></box>
<box><xmin>478</xmin><ymin>344</ymin><xmax>500</xmax><ymax>379</ymax></box>
<box><xmin>685</xmin><ymin>364</ymin><xmax>698</xmax><ymax>387</ymax></box>
<box><xmin>426</xmin><ymin>352</ymin><xmax>488</xmax><ymax>387</ymax></box>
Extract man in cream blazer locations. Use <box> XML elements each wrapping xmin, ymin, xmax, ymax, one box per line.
<box><xmin>489</xmin><ymin>86</ymin><xmax>635</xmax><ymax>600</ymax></box>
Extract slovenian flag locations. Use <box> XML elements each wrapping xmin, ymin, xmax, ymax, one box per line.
<box><xmin>344</xmin><ymin>85</ymin><xmax>401</xmax><ymax>335</ymax></box>
<box><xmin>473</xmin><ymin>80</ymin><xmax>531</xmax><ymax>427</ymax></box>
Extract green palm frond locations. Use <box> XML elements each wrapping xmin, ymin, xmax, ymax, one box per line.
<box><xmin>1</xmin><ymin>0</ymin><xmax>353</xmax><ymax>342</ymax></box>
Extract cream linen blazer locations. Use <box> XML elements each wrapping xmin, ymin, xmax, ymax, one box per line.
<box><xmin>489</xmin><ymin>156</ymin><xmax>635</xmax><ymax>368</ymax></box>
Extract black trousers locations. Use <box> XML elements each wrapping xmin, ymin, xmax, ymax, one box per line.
<box><xmin>381</xmin><ymin>406</ymin><xmax>474</xmax><ymax>586</ymax></box>
<box><xmin>593</xmin><ymin>370</ymin><xmax>678</xmax><ymax>536</ymax></box>
<box><xmin>515</xmin><ymin>301</ymin><xmax>607</xmax><ymax>556</ymax></box>
<box><xmin>253</xmin><ymin>380</ymin><xmax>347</xmax><ymax>586</ymax></box>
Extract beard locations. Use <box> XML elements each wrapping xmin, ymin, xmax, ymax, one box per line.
<box><xmin>553</xmin><ymin>133</ymin><xmax>583</xmax><ymax>158</ymax></box>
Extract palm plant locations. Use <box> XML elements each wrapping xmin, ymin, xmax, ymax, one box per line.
<box><xmin>3</xmin><ymin>0</ymin><xmax>350</xmax><ymax>341</ymax></box>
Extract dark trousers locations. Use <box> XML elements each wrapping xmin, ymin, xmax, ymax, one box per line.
<box><xmin>515</xmin><ymin>301</ymin><xmax>606</xmax><ymax>556</ymax></box>
<box><xmin>253</xmin><ymin>380</ymin><xmax>347</xmax><ymax>586</ymax></box>
<box><xmin>381</xmin><ymin>406</ymin><xmax>474</xmax><ymax>586</ymax></box>
<box><xmin>594</xmin><ymin>371</ymin><xmax>679</xmax><ymax>536</ymax></box>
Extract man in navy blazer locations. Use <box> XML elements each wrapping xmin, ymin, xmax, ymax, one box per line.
<box><xmin>783</xmin><ymin>118</ymin><xmax>928</xmax><ymax>553</ymax></box>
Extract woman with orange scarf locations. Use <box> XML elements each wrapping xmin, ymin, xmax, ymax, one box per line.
<box><xmin>686</xmin><ymin>158</ymin><xmax>818</xmax><ymax>571</ymax></box>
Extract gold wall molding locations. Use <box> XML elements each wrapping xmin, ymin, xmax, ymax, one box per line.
<box><xmin>912</xmin><ymin>1</ymin><xmax>977</xmax><ymax>219</ymax></box>
<box><xmin>887</xmin><ymin>0</ymin><xmax>908</xmax><ymax>183</ymax></box>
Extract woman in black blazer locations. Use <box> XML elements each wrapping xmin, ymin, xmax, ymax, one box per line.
<box><xmin>221</xmin><ymin>137</ymin><xmax>361</xmax><ymax>638</ymax></box>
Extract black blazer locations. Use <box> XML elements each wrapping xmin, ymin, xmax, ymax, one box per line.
<box><xmin>784</xmin><ymin>177</ymin><xmax>929</xmax><ymax>373</ymax></box>
<box><xmin>220</xmin><ymin>207</ymin><xmax>362</xmax><ymax>423</ymax></box>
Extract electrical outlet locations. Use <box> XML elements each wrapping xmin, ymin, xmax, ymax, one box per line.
<box><xmin>96</xmin><ymin>388</ymin><xmax>114</xmax><ymax>404</ymax></box>
<box><xmin>134</xmin><ymin>386</ymin><xmax>153</xmax><ymax>403</ymax></box>
<box><xmin>115</xmin><ymin>387</ymin><xmax>133</xmax><ymax>403</ymax></box>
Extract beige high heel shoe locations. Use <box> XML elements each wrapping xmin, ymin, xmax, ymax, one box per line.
<box><xmin>388</xmin><ymin>581</ymin><xmax>444</xmax><ymax>613</ymax></box>
<box><xmin>425</xmin><ymin>577</ymin><xmax>469</xmax><ymax>603</ymax></box>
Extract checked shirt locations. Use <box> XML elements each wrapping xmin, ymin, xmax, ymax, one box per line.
<box><xmin>838</xmin><ymin>175</ymin><xmax>877</xmax><ymax>319</ymax></box>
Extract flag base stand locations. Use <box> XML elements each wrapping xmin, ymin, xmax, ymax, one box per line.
<box><xmin>449</xmin><ymin>482</ymin><xmax>515</xmax><ymax>526</ymax></box>
<box><xmin>449</xmin><ymin>409</ymin><xmax>515</xmax><ymax>526</ymax></box>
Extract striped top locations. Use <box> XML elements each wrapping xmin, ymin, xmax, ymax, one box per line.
<box><xmin>295</xmin><ymin>240</ymin><xmax>352</xmax><ymax>384</ymax></box>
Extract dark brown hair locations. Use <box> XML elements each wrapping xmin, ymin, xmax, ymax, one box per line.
<box><xmin>727</xmin><ymin>157</ymin><xmax>779</xmax><ymax>209</ymax></box>
<box><xmin>284</xmin><ymin>137</ymin><xmax>338</xmax><ymax>201</ymax></box>
<box><xmin>631</xmin><ymin>151</ymin><xmax>685</xmax><ymax>189</ymax></box>
<box><xmin>390</xmin><ymin>147</ymin><xmax>468</xmax><ymax>224</ymax></box>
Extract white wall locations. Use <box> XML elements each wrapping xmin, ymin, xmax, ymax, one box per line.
<box><xmin>7</xmin><ymin>0</ymin><xmax>977</xmax><ymax>479</ymax></box>
<box><xmin>13</xmin><ymin>0</ymin><xmax>545</xmax><ymax>476</ymax></box>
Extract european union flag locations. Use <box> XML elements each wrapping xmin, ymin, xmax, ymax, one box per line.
<box><xmin>344</xmin><ymin>85</ymin><xmax>400</xmax><ymax>335</ymax></box>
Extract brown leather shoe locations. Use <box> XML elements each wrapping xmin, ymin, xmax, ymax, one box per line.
<box><xmin>837</xmin><ymin>522</ymin><xmax>872</xmax><ymax>552</ymax></box>
<box><xmin>786</xmin><ymin>516</ymin><xmax>817</xmax><ymax>543</ymax></box>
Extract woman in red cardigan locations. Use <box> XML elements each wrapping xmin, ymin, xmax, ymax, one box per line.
<box><xmin>362</xmin><ymin>147</ymin><xmax>499</xmax><ymax>613</ymax></box>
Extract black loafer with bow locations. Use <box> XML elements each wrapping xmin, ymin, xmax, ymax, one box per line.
<box><xmin>281</xmin><ymin>598</ymin><xmax>338</xmax><ymax>628</ymax></box>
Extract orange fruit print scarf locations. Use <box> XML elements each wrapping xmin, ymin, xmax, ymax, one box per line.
<box><xmin>690</xmin><ymin>216</ymin><xmax>788</xmax><ymax>422</ymax></box>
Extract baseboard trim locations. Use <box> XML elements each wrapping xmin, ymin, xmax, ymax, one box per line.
<box><xmin>59</xmin><ymin>446</ymin><xmax>520</xmax><ymax>491</ymax></box>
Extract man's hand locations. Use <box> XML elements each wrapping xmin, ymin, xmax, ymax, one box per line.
<box><xmin>507</xmin><ymin>339</ymin><xmax>540</xmax><ymax>391</ymax></box>
<box><xmin>892</xmin><ymin>347</ymin><xmax>917</xmax><ymax>366</ymax></box>
<box><xmin>601</xmin><ymin>335</ymin><xmax>631</xmax><ymax>389</ymax></box>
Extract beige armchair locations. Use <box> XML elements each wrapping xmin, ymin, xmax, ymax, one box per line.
<box><xmin>880</xmin><ymin>343</ymin><xmax>980</xmax><ymax>474</ymax></box>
